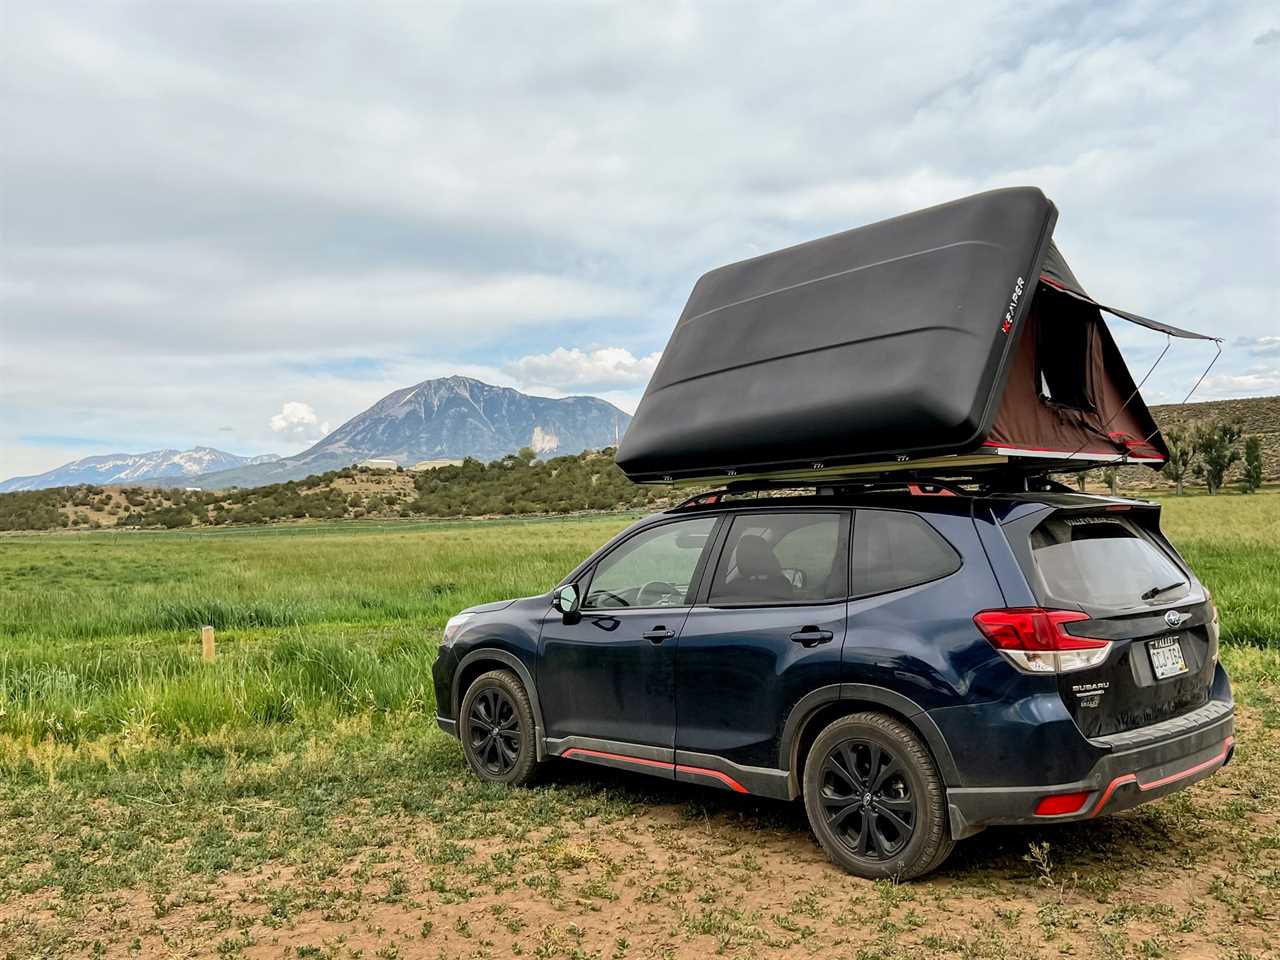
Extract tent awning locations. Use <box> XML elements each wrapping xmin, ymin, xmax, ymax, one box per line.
<box><xmin>1039</xmin><ymin>241</ymin><xmax>1219</xmax><ymax>342</ymax></box>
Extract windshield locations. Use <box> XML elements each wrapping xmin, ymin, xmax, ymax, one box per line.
<box><xmin>1030</xmin><ymin>515</ymin><xmax>1190</xmax><ymax>611</ymax></box>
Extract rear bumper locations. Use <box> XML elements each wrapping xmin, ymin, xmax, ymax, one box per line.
<box><xmin>946</xmin><ymin>700</ymin><xmax>1234</xmax><ymax>840</ymax></box>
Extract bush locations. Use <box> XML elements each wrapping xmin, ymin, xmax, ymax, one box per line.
<box><xmin>1193</xmin><ymin>420</ymin><xmax>1243</xmax><ymax>495</ymax></box>
<box><xmin>1242</xmin><ymin>436</ymin><xmax>1263</xmax><ymax>494</ymax></box>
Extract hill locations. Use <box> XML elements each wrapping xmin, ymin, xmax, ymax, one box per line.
<box><xmin>186</xmin><ymin>377</ymin><xmax>631</xmax><ymax>489</ymax></box>
<box><xmin>0</xmin><ymin>448</ymin><xmax>672</xmax><ymax>531</ymax></box>
<box><xmin>1114</xmin><ymin>394</ymin><xmax>1280</xmax><ymax>489</ymax></box>
<box><xmin>3</xmin><ymin>395</ymin><xmax>1276</xmax><ymax>531</ymax></box>
<box><xmin>0</xmin><ymin>447</ymin><xmax>279</xmax><ymax>493</ymax></box>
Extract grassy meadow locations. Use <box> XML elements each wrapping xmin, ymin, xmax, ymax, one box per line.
<box><xmin>0</xmin><ymin>494</ymin><xmax>1277</xmax><ymax>959</ymax></box>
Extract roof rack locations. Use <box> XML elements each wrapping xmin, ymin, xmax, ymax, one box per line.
<box><xmin>671</xmin><ymin>471</ymin><xmax>1077</xmax><ymax>510</ymax></box>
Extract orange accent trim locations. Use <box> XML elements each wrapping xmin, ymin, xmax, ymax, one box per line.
<box><xmin>559</xmin><ymin>747</ymin><xmax>750</xmax><ymax>794</ymax></box>
<box><xmin>676</xmin><ymin>764</ymin><xmax>749</xmax><ymax>794</ymax></box>
<box><xmin>1090</xmin><ymin>736</ymin><xmax>1233</xmax><ymax>818</ymax></box>
<box><xmin>562</xmin><ymin>747</ymin><xmax>672</xmax><ymax>771</ymax></box>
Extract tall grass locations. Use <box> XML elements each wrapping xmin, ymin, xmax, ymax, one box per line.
<box><xmin>1156</xmin><ymin>491</ymin><xmax>1280</xmax><ymax>647</ymax></box>
<box><xmin>0</xmin><ymin>496</ymin><xmax>1275</xmax><ymax>748</ymax></box>
<box><xmin>0</xmin><ymin>516</ymin><xmax>632</xmax><ymax>643</ymax></box>
<box><xmin>0</xmin><ymin>516</ymin><xmax>635</xmax><ymax>744</ymax></box>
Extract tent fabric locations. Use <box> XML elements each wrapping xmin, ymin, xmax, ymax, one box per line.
<box><xmin>986</xmin><ymin>284</ymin><xmax>1168</xmax><ymax>463</ymax></box>
<box><xmin>1040</xmin><ymin>241</ymin><xmax>1219</xmax><ymax>342</ymax></box>
<box><xmin>616</xmin><ymin>187</ymin><xmax>1184</xmax><ymax>485</ymax></box>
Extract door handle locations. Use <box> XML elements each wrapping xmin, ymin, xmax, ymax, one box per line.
<box><xmin>643</xmin><ymin>626</ymin><xmax>675</xmax><ymax>643</ymax></box>
<box><xmin>790</xmin><ymin>627</ymin><xmax>834</xmax><ymax>647</ymax></box>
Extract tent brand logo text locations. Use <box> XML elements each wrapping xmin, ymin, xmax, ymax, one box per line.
<box><xmin>1000</xmin><ymin>276</ymin><xmax>1025</xmax><ymax>333</ymax></box>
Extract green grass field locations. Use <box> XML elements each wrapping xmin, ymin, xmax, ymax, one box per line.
<box><xmin>1</xmin><ymin>494</ymin><xmax>1277</xmax><ymax>959</ymax></box>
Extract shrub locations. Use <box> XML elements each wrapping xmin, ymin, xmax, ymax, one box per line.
<box><xmin>1241</xmin><ymin>436</ymin><xmax>1263</xmax><ymax>494</ymax></box>
<box><xmin>1193</xmin><ymin>420</ymin><xmax>1243</xmax><ymax>495</ymax></box>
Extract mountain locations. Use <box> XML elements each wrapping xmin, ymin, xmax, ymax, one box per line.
<box><xmin>187</xmin><ymin>376</ymin><xmax>632</xmax><ymax>489</ymax></box>
<box><xmin>0</xmin><ymin>447</ymin><xmax>280</xmax><ymax>493</ymax></box>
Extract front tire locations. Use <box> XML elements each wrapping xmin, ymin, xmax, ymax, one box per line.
<box><xmin>802</xmin><ymin>712</ymin><xmax>954</xmax><ymax>880</ymax></box>
<box><xmin>459</xmin><ymin>670</ymin><xmax>538</xmax><ymax>786</ymax></box>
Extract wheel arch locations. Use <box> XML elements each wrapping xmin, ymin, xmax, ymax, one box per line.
<box><xmin>782</xmin><ymin>684</ymin><xmax>960</xmax><ymax>798</ymax></box>
<box><xmin>452</xmin><ymin>647</ymin><xmax>547</xmax><ymax>760</ymax></box>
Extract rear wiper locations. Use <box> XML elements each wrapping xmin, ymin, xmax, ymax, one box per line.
<box><xmin>1141</xmin><ymin>581</ymin><xmax>1187</xmax><ymax>601</ymax></box>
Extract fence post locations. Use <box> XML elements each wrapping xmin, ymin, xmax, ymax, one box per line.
<box><xmin>201</xmin><ymin>625</ymin><xmax>216</xmax><ymax>662</ymax></box>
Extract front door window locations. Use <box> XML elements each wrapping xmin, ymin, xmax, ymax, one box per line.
<box><xmin>584</xmin><ymin>518</ymin><xmax>717</xmax><ymax>609</ymax></box>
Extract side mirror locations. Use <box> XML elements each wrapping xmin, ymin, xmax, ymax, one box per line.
<box><xmin>553</xmin><ymin>583</ymin><xmax>581</xmax><ymax>624</ymax></box>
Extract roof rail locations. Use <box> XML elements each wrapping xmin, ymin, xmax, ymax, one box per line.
<box><xmin>671</xmin><ymin>476</ymin><xmax>977</xmax><ymax>509</ymax></box>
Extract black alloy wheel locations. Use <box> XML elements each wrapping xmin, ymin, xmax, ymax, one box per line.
<box><xmin>459</xmin><ymin>669</ymin><xmax>538</xmax><ymax>786</ymax></box>
<box><xmin>467</xmin><ymin>686</ymin><xmax>521</xmax><ymax>776</ymax></box>
<box><xmin>819</xmin><ymin>739</ymin><xmax>916</xmax><ymax>859</ymax></box>
<box><xmin>802</xmin><ymin>712</ymin><xmax>954</xmax><ymax>880</ymax></box>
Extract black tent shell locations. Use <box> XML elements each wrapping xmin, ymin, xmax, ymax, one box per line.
<box><xmin>616</xmin><ymin>187</ymin><xmax>1212</xmax><ymax>486</ymax></box>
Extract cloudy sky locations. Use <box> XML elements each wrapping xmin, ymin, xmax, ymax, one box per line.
<box><xmin>1</xmin><ymin>1</ymin><xmax>1277</xmax><ymax>478</ymax></box>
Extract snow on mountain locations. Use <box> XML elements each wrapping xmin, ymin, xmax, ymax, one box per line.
<box><xmin>187</xmin><ymin>377</ymin><xmax>631</xmax><ymax>488</ymax></box>
<box><xmin>0</xmin><ymin>447</ymin><xmax>281</xmax><ymax>492</ymax></box>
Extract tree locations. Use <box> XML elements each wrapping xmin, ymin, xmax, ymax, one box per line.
<box><xmin>1192</xmin><ymin>420</ymin><xmax>1243</xmax><ymax>495</ymax></box>
<box><xmin>1101</xmin><ymin>466</ymin><xmax>1118</xmax><ymax>497</ymax></box>
<box><xmin>1161</xmin><ymin>425</ymin><xmax>1196</xmax><ymax>496</ymax></box>
<box><xmin>1241</xmin><ymin>435</ymin><xmax>1263</xmax><ymax>494</ymax></box>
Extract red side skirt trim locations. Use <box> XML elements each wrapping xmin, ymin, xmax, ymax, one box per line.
<box><xmin>561</xmin><ymin>747</ymin><xmax>671</xmax><ymax>771</ymax></box>
<box><xmin>560</xmin><ymin>747</ymin><xmax>748</xmax><ymax>794</ymax></box>
<box><xmin>675</xmin><ymin>764</ymin><xmax>749</xmax><ymax>794</ymax></box>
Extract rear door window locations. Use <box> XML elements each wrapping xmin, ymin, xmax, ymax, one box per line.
<box><xmin>1029</xmin><ymin>515</ymin><xmax>1189</xmax><ymax>611</ymax></box>
<box><xmin>851</xmin><ymin>509</ymin><xmax>961</xmax><ymax>596</ymax></box>
<box><xmin>708</xmin><ymin>512</ymin><xmax>848</xmax><ymax>606</ymax></box>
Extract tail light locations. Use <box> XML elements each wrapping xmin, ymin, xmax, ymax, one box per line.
<box><xmin>973</xmin><ymin>607</ymin><xmax>1112</xmax><ymax>674</ymax></box>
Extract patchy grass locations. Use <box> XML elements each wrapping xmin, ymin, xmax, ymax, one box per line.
<box><xmin>0</xmin><ymin>497</ymin><xmax>1276</xmax><ymax>958</ymax></box>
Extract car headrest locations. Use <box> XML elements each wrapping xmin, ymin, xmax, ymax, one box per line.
<box><xmin>736</xmin><ymin>534</ymin><xmax>783</xmax><ymax>580</ymax></box>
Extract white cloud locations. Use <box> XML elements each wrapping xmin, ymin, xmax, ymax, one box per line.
<box><xmin>1</xmin><ymin>1</ymin><xmax>1275</xmax><ymax>476</ymax></box>
<box><xmin>1236</xmin><ymin>336</ymin><xmax>1280</xmax><ymax>358</ymax></box>
<box><xmin>504</xmin><ymin>347</ymin><xmax>661</xmax><ymax>393</ymax></box>
<box><xmin>269</xmin><ymin>401</ymin><xmax>329</xmax><ymax>440</ymax></box>
<box><xmin>1197</xmin><ymin>368</ymin><xmax>1280</xmax><ymax>399</ymax></box>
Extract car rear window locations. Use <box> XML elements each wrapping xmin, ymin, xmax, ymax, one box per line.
<box><xmin>1029</xmin><ymin>515</ymin><xmax>1189</xmax><ymax>610</ymax></box>
<box><xmin>851</xmin><ymin>509</ymin><xmax>961</xmax><ymax>596</ymax></box>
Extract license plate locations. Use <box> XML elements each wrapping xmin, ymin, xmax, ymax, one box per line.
<box><xmin>1148</xmin><ymin>636</ymin><xmax>1188</xmax><ymax>679</ymax></box>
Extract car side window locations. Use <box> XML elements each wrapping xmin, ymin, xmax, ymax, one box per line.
<box><xmin>709</xmin><ymin>512</ymin><xmax>847</xmax><ymax>606</ymax></box>
<box><xmin>583</xmin><ymin>517</ymin><xmax>717</xmax><ymax>610</ymax></box>
<box><xmin>851</xmin><ymin>509</ymin><xmax>960</xmax><ymax>596</ymax></box>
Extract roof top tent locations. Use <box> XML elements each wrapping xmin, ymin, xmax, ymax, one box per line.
<box><xmin>616</xmin><ymin>187</ymin><xmax>1216</xmax><ymax>487</ymax></box>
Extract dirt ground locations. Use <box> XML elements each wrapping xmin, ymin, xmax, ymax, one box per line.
<box><xmin>4</xmin><ymin>705</ymin><xmax>1275</xmax><ymax>960</ymax></box>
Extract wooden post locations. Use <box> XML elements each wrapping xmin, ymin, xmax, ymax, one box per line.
<box><xmin>201</xmin><ymin>625</ymin><xmax>216</xmax><ymax>662</ymax></box>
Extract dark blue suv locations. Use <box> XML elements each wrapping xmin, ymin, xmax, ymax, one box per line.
<box><xmin>432</xmin><ymin>488</ymin><xmax>1234</xmax><ymax>879</ymax></box>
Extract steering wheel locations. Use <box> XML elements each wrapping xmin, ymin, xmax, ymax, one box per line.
<box><xmin>637</xmin><ymin>580</ymin><xmax>678</xmax><ymax>606</ymax></box>
<box><xmin>587</xmin><ymin>589</ymin><xmax>630</xmax><ymax>608</ymax></box>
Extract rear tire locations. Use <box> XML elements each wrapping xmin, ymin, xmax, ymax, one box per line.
<box><xmin>459</xmin><ymin>669</ymin><xmax>538</xmax><ymax>786</ymax></box>
<box><xmin>802</xmin><ymin>712</ymin><xmax>954</xmax><ymax>880</ymax></box>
